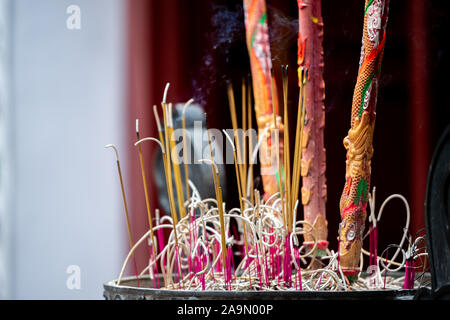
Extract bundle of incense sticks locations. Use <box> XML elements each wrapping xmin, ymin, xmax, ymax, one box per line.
<box><xmin>109</xmin><ymin>80</ymin><xmax>418</xmax><ymax>291</ymax></box>
<box><xmin>105</xmin><ymin>1</ymin><xmax>423</xmax><ymax>291</ymax></box>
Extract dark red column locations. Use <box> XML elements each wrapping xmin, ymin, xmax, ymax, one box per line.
<box><xmin>408</xmin><ymin>0</ymin><xmax>430</xmax><ymax>237</ymax></box>
<box><xmin>126</xmin><ymin>0</ymin><xmax>187</xmax><ymax>273</ymax></box>
<box><xmin>127</xmin><ymin>0</ymin><xmax>156</xmax><ymax>272</ymax></box>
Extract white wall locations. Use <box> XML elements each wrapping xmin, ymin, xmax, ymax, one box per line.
<box><xmin>0</xmin><ymin>0</ymin><xmax>12</xmax><ymax>299</ymax></box>
<box><xmin>11</xmin><ymin>0</ymin><xmax>126</xmax><ymax>299</ymax></box>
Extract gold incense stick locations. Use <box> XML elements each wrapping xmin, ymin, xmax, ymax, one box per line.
<box><xmin>292</xmin><ymin>70</ymin><xmax>307</xmax><ymax>207</ymax></box>
<box><xmin>205</xmin><ymin>124</ymin><xmax>228</xmax><ymax>270</ymax></box>
<box><xmin>291</xmin><ymin>69</ymin><xmax>303</xmax><ymax>205</ymax></box>
<box><xmin>223</xmin><ymin>129</ymin><xmax>251</xmax><ymax>283</ymax></box>
<box><xmin>153</xmin><ymin>104</ymin><xmax>179</xmax><ymax>233</ymax></box>
<box><xmin>247</xmin><ymin>80</ymin><xmax>254</xmax><ymax>204</ymax></box>
<box><xmin>227</xmin><ymin>82</ymin><xmax>244</xmax><ymax>189</ymax></box>
<box><xmin>198</xmin><ymin>155</ymin><xmax>227</xmax><ymax>273</ymax></box>
<box><xmin>217</xmin><ymin>186</ymin><xmax>227</xmax><ymax>276</ymax></box>
<box><xmin>241</xmin><ymin>78</ymin><xmax>247</xmax><ymax>194</ymax></box>
<box><xmin>162</xmin><ymin>103</ymin><xmax>179</xmax><ymax>228</ymax></box>
<box><xmin>135</xmin><ymin>120</ymin><xmax>157</xmax><ymax>255</ymax></box>
<box><xmin>105</xmin><ymin>144</ymin><xmax>136</xmax><ymax>259</ymax></box>
<box><xmin>181</xmin><ymin>99</ymin><xmax>194</xmax><ymax>204</ymax></box>
<box><xmin>270</xmin><ymin>69</ymin><xmax>286</xmax><ymax>229</ymax></box>
<box><xmin>167</xmin><ymin>103</ymin><xmax>187</xmax><ymax>220</ymax></box>
<box><xmin>282</xmin><ymin>66</ymin><xmax>292</xmax><ymax>231</ymax></box>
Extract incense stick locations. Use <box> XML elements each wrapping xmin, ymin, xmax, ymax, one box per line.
<box><xmin>227</xmin><ymin>82</ymin><xmax>244</xmax><ymax>190</ymax></box>
<box><xmin>223</xmin><ymin>129</ymin><xmax>251</xmax><ymax>285</ymax></box>
<box><xmin>105</xmin><ymin>144</ymin><xmax>140</xmax><ymax>286</ymax></box>
<box><xmin>162</xmin><ymin>102</ymin><xmax>179</xmax><ymax>230</ymax></box>
<box><xmin>182</xmin><ymin>99</ymin><xmax>194</xmax><ymax>204</ymax></box>
<box><xmin>292</xmin><ymin>69</ymin><xmax>307</xmax><ymax>213</ymax></box>
<box><xmin>282</xmin><ymin>66</ymin><xmax>292</xmax><ymax>231</ymax></box>
<box><xmin>154</xmin><ymin>103</ymin><xmax>179</xmax><ymax>238</ymax></box>
<box><xmin>135</xmin><ymin>119</ymin><xmax>158</xmax><ymax>256</ymax></box>
<box><xmin>270</xmin><ymin>68</ymin><xmax>286</xmax><ymax>229</ymax></box>
<box><xmin>241</xmin><ymin>79</ymin><xmax>247</xmax><ymax>195</ymax></box>
<box><xmin>134</xmin><ymin>136</ymin><xmax>166</xmax><ymax>288</ymax></box>
<box><xmin>167</xmin><ymin>103</ymin><xmax>187</xmax><ymax>220</ymax></box>
<box><xmin>247</xmin><ymin>78</ymin><xmax>254</xmax><ymax>204</ymax></box>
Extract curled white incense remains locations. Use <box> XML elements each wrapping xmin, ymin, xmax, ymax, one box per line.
<box><xmin>115</xmin><ymin>181</ymin><xmax>426</xmax><ymax>291</ymax></box>
<box><xmin>108</xmin><ymin>84</ymin><xmax>427</xmax><ymax>292</ymax></box>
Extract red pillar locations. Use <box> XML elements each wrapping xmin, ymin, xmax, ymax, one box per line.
<box><xmin>408</xmin><ymin>0</ymin><xmax>430</xmax><ymax>237</ymax></box>
<box><xmin>126</xmin><ymin>0</ymin><xmax>185</xmax><ymax>273</ymax></box>
<box><xmin>126</xmin><ymin>0</ymin><xmax>156</xmax><ymax>272</ymax></box>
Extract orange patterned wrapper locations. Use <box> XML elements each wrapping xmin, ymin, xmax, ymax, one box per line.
<box><xmin>243</xmin><ymin>0</ymin><xmax>281</xmax><ymax>199</ymax></box>
<box><xmin>297</xmin><ymin>0</ymin><xmax>328</xmax><ymax>251</ymax></box>
<box><xmin>338</xmin><ymin>0</ymin><xmax>390</xmax><ymax>276</ymax></box>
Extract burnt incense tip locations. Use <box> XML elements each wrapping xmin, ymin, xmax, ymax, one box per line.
<box><xmin>153</xmin><ymin>105</ymin><xmax>162</xmax><ymax>133</ymax></box>
<box><xmin>162</xmin><ymin>82</ymin><xmax>170</xmax><ymax>104</ymax></box>
<box><xmin>182</xmin><ymin>98</ymin><xmax>195</xmax><ymax>116</ymax></box>
<box><xmin>222</xmin><ymin>129</ymin><xmax>236</xmax><ymax>152</ymax></box>
<box><xmin>134</xmin><ymin>137</ymin><xmax>165</xmax><ymax>154</ymax></box>
<box><xmin>105</xmin><ymin>144</ymin><xmax>120</xmax><ymax>161</ymax></box>
<box><xmin>135</xmin><ymin>119</ymin><xmax>140</xmax><ymax>133</ymax></box>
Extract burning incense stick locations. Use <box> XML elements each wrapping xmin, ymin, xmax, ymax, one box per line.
<box><xmin>182</xmin><ymin>99</ymin><xmax>194</xmax><ymax>203</ymax></box>
<box><xmin>153</xmin><ymin>103</ymin><xmax>180</xmax><ymax>236</ymax></box>
<box><xmin>338</xmin><ymin>0</ymin><xmax>390</xmax><ymax>276</ymax></box>
<box><xmin>291</xmin><ymin>68</ymin><xmax>306</xmax><ymax>211</ymax></box>
<box><xmin>167</xmin><ymin>103</ymin><xmax>187</xmax><ymax>220</ymax></box>
<box><xmin>241</xmin><ymin>79</ymin><xmax>248</xmax><ymax>195</ymax></box>
<box><xmin>269</xmin><ymin>70</ymin><xmax>285</xmax><ymax>229</ymax></box>
<box><xmin>162</xmin><ymin>103</ymin><xmax>179</xmax><ymax>227</ymax></box>
<box><xmin>227</xmin><ymin>82</ymin><xmax>244</xmax><ymax>182</ymax></box>
<box><xmin>135</xmin><ymin>120</ymin><xmax>158</xmax><ymax>257</ymax></box>
<box><xmin>282</xmin><ymin>66</ymin><xmax>292</xmax><ymax>231</ymax></box>
<box><xmin>134</xmin><ymin>136</ymin><xmax>166</xmax><ymax>287</ymax></box>
<box><xmin>247</xmin><ymin>79</ymin><xmax>254</xmax><ymax>203</ymax></box>
<box><xmin>223</xmin><ymin>129</ymin><xmax>252</xmax><ymax>284</ymax></box>
<box><xmin>105</xmin><ymin>144</ymin><xmax>140</xmax><ymax>286</ymax></box>
<box><xmin>198</xmin><ymin>157</ymin><xmax>228</xmax><ymax>280</ymax></box>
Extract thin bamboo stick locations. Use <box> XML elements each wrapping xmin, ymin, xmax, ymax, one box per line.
<box><xmin>204</xmin><ymin>128</ymin><xmax>228</xmax><ymax>274</ymax></box>
<box><xmin>247</xmin><ymin>80</ymin><xmax>254</xmax><ymax>204</ymax></box>
<box><xmin>292</xmin><ymin>72</ymin><xmax>307</xmax><ymax>207</ymax></box>
<box><xmin>241</xmin><ymin>79</ymin><xmax>247</xmax><ymax>195</ymax></box>
<box><xmin>105</xmin><ymin>144</ymin><xmax>140</xmax><ymax>285</ymax></box>
<box><xmin>167</xmin><ymin>104</ymin><xmax>187</xmax><ymax>220</ymax></box>
<box><xmin>182</xmin><ymin>99</ymin><xmax>194</xmax><ymax>203</ymax></box>
<box><xmin>282</xmin><ymin>66</ymin><xmax>292</xmax><ymax>231</ymax></box>
<box><xmin>270</xmin><ymin>69</ymin><xmax>286</xmax><ymax>229</ymax></box>
<box><xmin>135</xmin><ymin>120</ymin><xmax>157</xmax><ymax>255</ymax></box>
<box><xmin>162</xmin><ymin>103</ymin><xmax>179</xmax><ymax>228</ymax></box>
<box><xmin>223</xmin><ymin>129</ymin><xmax>251</xmax><ymax>284</ymax></box>
<box><xmin>227</xmin><ymin>82</ymin><xmax>244</xmax><ymax>190</ymax></box>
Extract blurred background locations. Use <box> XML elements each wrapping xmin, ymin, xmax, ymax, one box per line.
<box><xmin>0</xmin><ymin>0</ymin><xmax>448</xmax><ymax>299</ymax></box>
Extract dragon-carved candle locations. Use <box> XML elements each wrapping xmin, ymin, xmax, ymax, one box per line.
<box><xmin>338</xmin><ymin>0</ymin><xmax>390</xmax><ymax>276</ymax></box>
